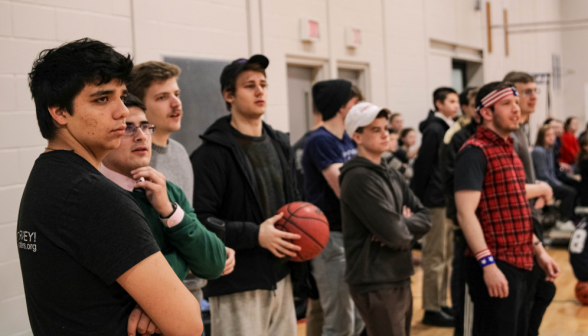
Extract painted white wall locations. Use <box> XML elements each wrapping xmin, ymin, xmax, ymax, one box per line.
<box><xmin>561</xmin><ymin>0</ymin><xmax>588</xmax><ymax>130</ymax></box>
<box><xmin>0</xmin><ymin>0</ymin><xmax>581</xmax><ymax>333</ymax></box>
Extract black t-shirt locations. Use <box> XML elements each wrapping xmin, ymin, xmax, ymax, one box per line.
<box><xmin>17</xmin><ymin>151</ymin><xmax>160</xmax><ymax>335</ymax></box>
<box><xmin>454</xmin><ymin>145</ymin><xmax>487</xmax><ymax>192</ymax></box>
<box><xmin>231</xmin><ymin>128</ymin><xmax>289</xmax><ymax>280</ymax></box>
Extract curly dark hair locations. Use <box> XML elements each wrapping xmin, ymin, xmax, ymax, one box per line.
<box><xmin>28</xmin><ymin>38</ymin><xmax>134</xmax><ymax>139</ymax></box>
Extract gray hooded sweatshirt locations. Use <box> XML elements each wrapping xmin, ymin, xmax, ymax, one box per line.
<box><xmin>339</xmin><ymin>156</ymin><xmax>432</xmax><ymax>294</ymax></box>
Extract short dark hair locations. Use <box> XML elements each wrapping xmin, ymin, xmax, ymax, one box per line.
<box><xmin>400</xmin><ymin>127</ymin><xmax>415</xmax><ymax>139</ymax></box>
<box><xmin>28</xmin><ymin>38</ymin><xmax>133</xmax><ymax>140</ymax></box>
<box><xmin>433</xmin><ymin>87</ymin><xmax>458</xmax><ymax>111</ymax></box>
<box><xmin>222</xmin><ymin>62</ymin><xmax>266</xmax><ymax>111</ymax></box>
<box><xmin>503</xmin><ymin>71</ymin><xmax>534</xmax><ymax>84</ymax></box>
<box><xmin>564</xmin><ymin>117</ymin><xmax>577</xmax><ymax>131</ymax></box>
<box><xmin>127</xmin><ymin>61</ymin><xmax>181</xmax><ymax>101</ymax></box>
<box><xmin>535</xmin><ymin>124</ymin><xmax>552</xmax><ymax>147</ymax></box>
<box><xmin>355</xmin><ymin>109</ymin><xmax>390</xmax><ymax>134</ymax></box>
<box><xmin>124</xmin><ymin>93</ymin><xmax>146</xmax><ymax>112</ymax></box>
<box><xmin>348</xmin><ymin>85</ymin><xmax>364</xmax><ymax>104</ymax></box>
<box><xmin>459</xmin><ymin>87</ymin><xmax>475</xmax><ymax>107</ymax></box>
<box><xmin>475</xmin><ymin>81</ymin><xmax>514</xmax><ymax>114</ymax></box>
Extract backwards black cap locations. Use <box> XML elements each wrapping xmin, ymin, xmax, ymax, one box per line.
<box><xmin>220</xmin><ymin>54</ymin><xmax>269</xmax><ymax>92</ymax></box>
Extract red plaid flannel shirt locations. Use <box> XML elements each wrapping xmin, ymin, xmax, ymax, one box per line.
<box><xmin>463</xmin><ymin>126</ymin><xmax>534</xmax><ymax>270</ymax></box>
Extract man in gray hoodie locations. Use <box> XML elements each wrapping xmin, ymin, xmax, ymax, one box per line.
<box><xmin>340</xmin><ymin>102</ymin><xmax>432</xmax><ymax>336</ymax></box>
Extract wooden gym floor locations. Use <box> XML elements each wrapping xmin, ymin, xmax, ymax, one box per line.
<box><xmin>296</xmin><ymin>248</ymin><xmax>588</xmax><ymax>336</ymax></box>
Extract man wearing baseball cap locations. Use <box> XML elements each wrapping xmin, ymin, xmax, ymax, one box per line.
<box><xmin>190</xmin><ymin>55</ymin><xmax>301</xmax><ymax>336</ymax></box>
<box><xmin>302</xmin><ymin>79</ymin><xmax>365</xmax><ymax>336</ymax></box>
<box><xmin>340</xmin><ymin>102</ymin><xmax>431</xmax><ymax>336</ymax></box>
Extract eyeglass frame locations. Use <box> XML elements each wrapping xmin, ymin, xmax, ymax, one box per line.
<box><xmin>124</xmin><ymin>123</ymin><xmax>156</xmax><ymax>137</ymax></box>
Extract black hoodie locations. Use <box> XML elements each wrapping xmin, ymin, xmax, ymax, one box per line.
<box><xmin>190</xmin><ymin>115</ymin><xmax>305</xmax><ymax>297</ymax></box>
<box><xmin>410</xmin><ymin>113</ymin><xmax>451</xmax><ymax>207</ymax></box>
<box><xmin>339</xmin><ymin>156</ymin><xmax>431</xmax><ymax>294</ymax></box>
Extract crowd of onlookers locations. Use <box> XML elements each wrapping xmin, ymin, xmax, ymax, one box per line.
<box><xmin>17</xmin><ymin>37</ymin><xmax>588</xmax><ymax>336</ymax></box>
<box><xmin>384</xmin><ymin>93</ymin><xmax>588</xmax><ymax>225</ymax></box>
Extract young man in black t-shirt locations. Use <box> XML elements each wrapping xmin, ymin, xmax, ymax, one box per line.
<box><xmin>19</xmin><ymin>38</ymin><xmax>202</xmax><ymax>336</ymax></box>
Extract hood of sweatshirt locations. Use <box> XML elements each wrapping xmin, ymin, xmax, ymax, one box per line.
<box><xmin>340</xmin><ymin>156</ymin><xmax>389</xmax><ymax>185</ymax></box>
<box><xmin>418</xmin><ymin>109</ymin><xmax>436</xmax><ymax>132</ymax></box>
<box><xmin>200</xmin><ymin>115</ymin><xmax>290</xmax><ymax>149</ymax></box>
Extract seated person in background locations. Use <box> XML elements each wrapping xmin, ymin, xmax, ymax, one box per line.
<box><xmin>389</xmin><ymin>112</ymin><xmax>404</xmax><ymax>133</ymax></box>
<box><xmin>102</xmin><ymin>94</ymin><xmax>232</xmax><ymax>282</ymax></box>
<box><xmin>396</xmin><ymin>127</ymin><xmax>418</xmax><ymax>164</ymax></box>
<box><xmin>559</xmin><ymin>117</ymin><xmax>580</xmax><ymax>167</ymax></box>
<box><xmin>532</xmin><ymin>124</ymin><xmax>577</xmax><ymax>230</ymax></box>
<box><xmin>579</xmin><ymin>121</ymin><xmax>588</xmax><ymax>146</ymax></box>
<box><xmin>578</xmin><ymin>135</ymin><xmax>588</xmax><ymax>207</ymax></box>
<box><xmin>384</xmin><ymin>130</ymin><xmax>413</xmax><ymax>180</ymax></box>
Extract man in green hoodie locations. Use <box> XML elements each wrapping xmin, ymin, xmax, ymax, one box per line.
<box><xmin>340</xmin><ymin>102</ymin><xmax>432</xmax><ymax>336</ymax></box>
<box><xmin>101</xmin><ymin>94</ymin><xmax>232</xmax><ymax>283</ymax></box>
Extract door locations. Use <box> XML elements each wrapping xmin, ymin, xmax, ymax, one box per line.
<box><xmin>287</xmin><ymin>65</ymin><xmax>314</xmax><ymax>144</ymax></box>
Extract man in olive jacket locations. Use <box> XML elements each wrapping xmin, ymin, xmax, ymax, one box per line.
<box><xmin>340</xmin><ymin>102</ymin><xmax>431</xmax><ymax>336</ymax></box>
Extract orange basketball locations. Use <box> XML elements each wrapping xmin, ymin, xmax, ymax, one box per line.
<box><xmin>275</xmin><ymin>202</ymin><xmax>330</xmax><ymax>262</ymax></box>
<box><xmin>575</xmin><ymin>281</ymin><xmax>588</xmax><ymax>305</ymax></box>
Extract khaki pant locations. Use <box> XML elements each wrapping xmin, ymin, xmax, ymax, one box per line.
<box><xmin>422</xmin><ymin>207</ymin><xmax>454</xmax><ymax>312</ymax></box>
<box><xmin>209</xmin><ymin>275</ymin><xmax>296</xmax><ymax>336</ymax></box>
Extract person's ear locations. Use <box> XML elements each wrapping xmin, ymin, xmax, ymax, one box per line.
<box><xmin>352</xmin><ymin>132</ymin><xmax>361</xmax><ymax>145</ymax></box>
<box><xmin>479</xmin><ymin>107</ymin><xmax>493</xmax><ymax>122</ymax></box>
<box><xmin>47</xmin><ymin>106</ymin><xmax>70</xmax><ymax>126</ymax></box>
<box><xmin>222</xmin><ymin>90</ymin><xmax>235</xmax><ymax>105</ymax></box>
<box><xmin>434</xmin><ymin>99</ymin><xmax>442</xmax><ymax>111</ymax></box>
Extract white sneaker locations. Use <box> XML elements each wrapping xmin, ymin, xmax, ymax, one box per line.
<box><xmin>556</xmin><ymin>220</ymin><xmax>576</xmax><ymax>232</ymax></box>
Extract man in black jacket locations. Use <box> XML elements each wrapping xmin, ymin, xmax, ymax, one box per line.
<box><xmin>341</xmin><ymin>102</ymin><xmax>431</xmax><ymax>336</ymax></box>
<box><xmin>190</xmin><ymin>55</ymin><xmax>301</xmax><ymax>336</ymax></box>
<box><xmin>411</xmin><ymin>87</ymin><xmax>459</xmax><ymax>327</ymax></box>
<box><xmin>440</xmin><ymin>95</ymin><xmax>480</xmax><ymax>336</ymax></box>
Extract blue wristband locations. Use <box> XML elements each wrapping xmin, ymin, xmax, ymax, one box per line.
<box><xmin>478</xmin><ymin>255</ymin><xmax>495</xmax><ymax>268</ymax></box>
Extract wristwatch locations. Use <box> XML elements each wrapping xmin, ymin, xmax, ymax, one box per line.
<box><xmin>160</xmin><ymin>202</ymin><xmax>178</xmax><ymax>219</ymax></box>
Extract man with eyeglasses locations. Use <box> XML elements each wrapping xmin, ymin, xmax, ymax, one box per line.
<box><xmin>101</xmin><ymin>94</ymin><xmax>232</xmax><ymax>334</ymax></box>
<box><xmin>503</xmin><ymin>71</ymin><xmax>558</xmax><ymax>336</ymax></box>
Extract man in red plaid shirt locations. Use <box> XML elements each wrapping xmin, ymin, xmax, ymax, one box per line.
<box><xmin>454</xmin><ymin>81</ymin><xmax>560</xmax><ymax>336</ymax></box>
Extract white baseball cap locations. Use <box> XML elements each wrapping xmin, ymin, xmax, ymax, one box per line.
<box><xmin>345</xmin><ymin>102</ymin><xmax>390</xmax><ymax>135</ymax></box>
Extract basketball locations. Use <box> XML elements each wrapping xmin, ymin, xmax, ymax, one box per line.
<box><xmin>275</xmin><ymin>202</ymin><xmax>330</xmax><ymax>262</ymax></box>
<box><xmin>575</xmin><ymin>281</ymin><xmax>588</xmax><ymax>305</ymax></box>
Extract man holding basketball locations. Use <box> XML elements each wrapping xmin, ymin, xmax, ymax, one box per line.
<box><xmin>190</xmin><ymin>55</ymin><xmax>302</xmax><ymax>336</ymax></box>
<box><xmin>340</xmin><ymin>102</ymin><xmax>431</xmax><ymax>336</ymax></box>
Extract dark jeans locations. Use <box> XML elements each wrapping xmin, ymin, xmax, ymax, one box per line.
<box><xmin>519</xmin><ymin>262</ymin><xmax>556</xmax><ymax>336</ymax></box>
<box><xmin>351</xmin><ymin>285</ymin><xmax>412</xmax><ymax>336</ymax></box>
<box><xmin>465</xmin><ymin>258</ymin><xmax>531</xmax><ymax>336</ymax></box>
<box><xmin>451</xmin><ymin>229</ymin><xmax>467</xmax><ymax>336</ymax></box>
<box><xmin>550</xmin><ymin>182</ymin><xmax>577</xmax><ymax>221</ymax></box>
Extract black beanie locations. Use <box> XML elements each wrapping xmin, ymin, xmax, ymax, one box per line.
<box><xmin>312</xmin><ymin>79</ymin><xmax>353</xmax><ymax>121</ymax></box>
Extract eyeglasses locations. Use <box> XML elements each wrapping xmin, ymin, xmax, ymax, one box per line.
<box><xmin>520</xmin><ymin>88</ymin><xmax>538</xmax><ymax>98</ymax></box>
<box><xmin>125</xmin><ymin>123</ymin><xmax>155</xmax><ymax>136</ymax></box>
